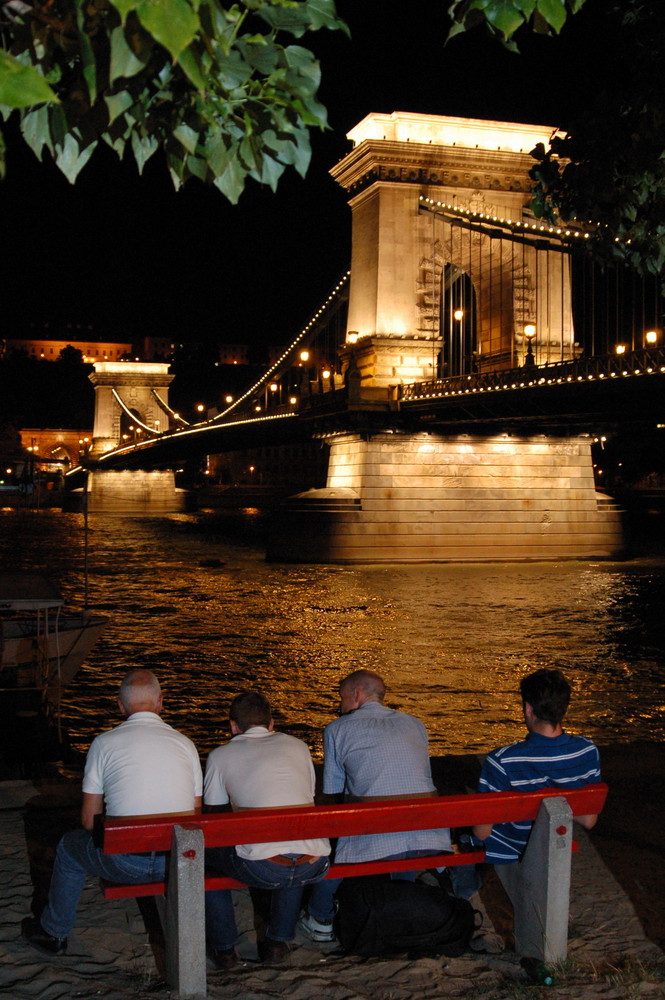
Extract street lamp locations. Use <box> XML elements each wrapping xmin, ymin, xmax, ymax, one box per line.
<box><xmin>523</xmin><ymin>324</ymin><xmax>536</xmax><ymax>368</ymax></box>
<box><xmin>453</xmin><ymin>308</ymin><xmax>464</xmax><ymax>321</ymax></box>
<box><xmin>646</xmin><ymin>330</ymin><xmax>658</xmax><ymax>345</ymax></box>
<box><xmin>615</xmin><ymin>344</ymin><xmax>626</xmax><ymax>356</ymax></box>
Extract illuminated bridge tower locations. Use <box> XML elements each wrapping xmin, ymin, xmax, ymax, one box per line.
<box><xmin>86</xmin><ymin>361</ymin><xmax>182</xmax><ymax>512</ymax></box>
<box><xmin>271</xmin><ymin>112</ymin><xmax>622</xmax><ymax>562</ymax></box>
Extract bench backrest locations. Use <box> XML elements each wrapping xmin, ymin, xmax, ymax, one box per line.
<box><xmin>102</xmin><ymin>783</ymin><xmax>608</xmax><ymax>855</ymax></box>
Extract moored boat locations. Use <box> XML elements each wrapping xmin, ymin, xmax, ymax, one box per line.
<box><xmin>0</xmin><ymin>574</ymin><xmax>107</xmax><ymax>705</ymax></box>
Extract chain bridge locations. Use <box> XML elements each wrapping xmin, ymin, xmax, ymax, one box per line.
<box><xmin>68</xmin><ymin>112</ymin><xmax>665</xmax><ymax>563</ymax></box>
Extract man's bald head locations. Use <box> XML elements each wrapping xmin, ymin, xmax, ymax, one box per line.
<box><xmin>118</xmin><ymin>669</ymin><xmax>162</xmax><ymax>716</ymax></box>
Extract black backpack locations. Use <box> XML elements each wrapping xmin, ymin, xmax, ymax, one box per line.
<box><xmin>334</xmin><ymin>875</ymin><xmax>481</xmax><ymax>959</ymax></box>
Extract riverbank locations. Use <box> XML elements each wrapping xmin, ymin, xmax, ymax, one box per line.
<box><xmin>1</xmin><ymin>744</ymin><xmax>664</xmax><ymax>999</ymax></box>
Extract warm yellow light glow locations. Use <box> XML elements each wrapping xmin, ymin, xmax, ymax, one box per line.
<box><xmin>196</xmin><ymin>403</ymin><xmax>205</xmax><ymax>412</ymax></box>
<box><xmin>94</xmin><ymin>361</ymin><xmax>169</xmax><ymax>375</ymax></box>
<box><xmin>347</xmin><ymin>331</ymin><xmax>359</xmax><ymax>344</ymax></box>
<box><xmin>254</xmin><ymin>405</ymin><xmax>261</xmax><ymax>412</ymax></box>
<box><xmin>289</xmin><ymin>396</ymin><xmax>298</xmax><ymax>405</ymax></box>
<box><xmin>615</xmin><ymin>344</ymin><xmax>626</xmax><ymax>355</ymax></box>
<box><xmin>524</xmin><ymin>324</ymin><xmax>536</xmax><ymax>339</ymax></box>
<box><xmin>453</xmin><ymin>309</ymin><xmax>464</xmax><ymax>321</ymax></box>
<box><xmin>322</xmin><ymin>369</ymin><xmax>331</xmax><ymax>379</ymax></box>
<box><xmin>270</xmin><ymin>383</ymin><xmax>278</xmax><ymax>392</ymax></box>
<box><xmin>299</xmin><ymin>350</ymin><xmax>310</xmax><ymax>362</ymax></box>
<box><xmin>646</xmin><ymin>330</ymin><xmax>658</xmax><ymax>344</ymax></box>
<box><xmin>225</xmin><ymin>395</ymin><xmax>234</xmax><ymax>404</ymax></box>
<box><xmin>347</xmin><ymin>112</ymin><xmax>557</xmax><ymax>155</ymax></box>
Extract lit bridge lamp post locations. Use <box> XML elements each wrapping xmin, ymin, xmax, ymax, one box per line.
<box><xmin>523</xmin><ymin>324</ymin><xmax>537</xmax><ymax>368</ymax></box>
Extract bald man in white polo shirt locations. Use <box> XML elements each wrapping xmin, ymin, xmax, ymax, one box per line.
<box><xmin>22</xmin><ymin>669</ymin><xmax>202</xmax><ymax>956</ymax></box>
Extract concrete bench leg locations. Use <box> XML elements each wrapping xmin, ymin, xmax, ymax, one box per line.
<box><xmin>157</xmin><ymin>824</ymin><xmax>206</xmax><ymax>1000</ymax></box>
<box><xmin>496</xmin><ymin>795</ymin><xmax>573</xmax><ymax>963</ymax></box>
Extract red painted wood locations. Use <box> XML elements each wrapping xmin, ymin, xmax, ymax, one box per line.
<box><xmin>102</xmin><ymin>841</ymin><xmax>581</xmax><ymax>901</ymax></box>
<box><xmin>103</xmin><ymin>784</ymin><xmax>607</xmax><ymax>855</ymax></box>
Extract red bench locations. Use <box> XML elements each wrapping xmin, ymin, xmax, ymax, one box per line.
<box><xmin>102</xmin><ymin>783</ymin><xmax>608</xmax><ymax>1000</ymax></box>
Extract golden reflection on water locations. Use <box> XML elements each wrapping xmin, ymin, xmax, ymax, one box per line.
<box><xmin>2</xmin><ymin>508</ymin><xmax>665</xmax><ymax>764</ymax></box>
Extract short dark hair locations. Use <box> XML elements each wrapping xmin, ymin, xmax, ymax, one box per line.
<box><xmin>229</xmin><ymin>690</ymin><xmax>271</xmax><ymax>732</ymax></box>
<box><xmin>520</xmin><ymin>669</ymin><xmax>571</xmax><ymax>725</ymax></box>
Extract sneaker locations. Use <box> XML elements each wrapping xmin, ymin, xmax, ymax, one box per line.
<box><xmin>21</xmin><ymin>917</ymin><xmax>67</xmax><ymax>956</ymax></box>
<box><xmin>298</xmin><ymin>911</ymin><xmax>336</xmax><ymax>943</ymax></box>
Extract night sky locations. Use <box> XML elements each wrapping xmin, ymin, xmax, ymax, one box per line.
<box><xmin>1</xmin><ymin>0</ymin><xmax>607</xmax><ymax>351</ymax></box>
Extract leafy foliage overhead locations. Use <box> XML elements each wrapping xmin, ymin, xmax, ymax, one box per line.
<box><xmin>0</xmin><ymin>0</ymin><xmax>347</xmax><ymax>201</ymax></box>
<box><xmin>447</xmin><ymin>0</ymin><xmax>588</xmax><ymax>51</ymax></box>
<box><xmin>448</xmin><ymin>0</ymin><xmax>665</xmax><ymax>288</ymax></box>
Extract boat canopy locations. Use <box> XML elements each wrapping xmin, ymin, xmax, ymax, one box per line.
<box><xmin>0</xmin><ymin>574</ymin><xmax>65</xmax><ymax>611</ymax></box>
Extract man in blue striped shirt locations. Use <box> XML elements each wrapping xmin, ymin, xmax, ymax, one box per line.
<box><xmin>473</xmin><ymin>668</ymin><xmax>601</xmax><ymax>865</ymax></box>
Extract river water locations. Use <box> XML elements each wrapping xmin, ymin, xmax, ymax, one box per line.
<box><xmin>2</xmin><ymin>506</ymin><xmax>665</xmax><ymax>765</ymax></box>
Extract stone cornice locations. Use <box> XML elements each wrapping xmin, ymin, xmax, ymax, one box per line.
<box><xmin>330</xmin><ymin>139</ymin><xmax>538</xmax><ymax>198</ymax></box>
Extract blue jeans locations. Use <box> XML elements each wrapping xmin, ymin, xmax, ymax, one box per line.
<box><xmin>40</xmin><ymin>829</ymin><xmax>167</xmax><ymax>939</ymax></box>
<box><xmin>205</xmin><ymin>847</ymin><xmax>330</xmax><ymax>950</ymax></box>
<box><xmin>307</xmin><ymin>850</ymin><xmax>425</xmax><ymax>924</ymax></box>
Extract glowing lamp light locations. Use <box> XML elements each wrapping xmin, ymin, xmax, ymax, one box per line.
<box><xmin>270</xmin><ymin>383</ymin><xmax>278</xmax><ymax>392</ymax></box>
<box><xmin>299</xmin><ymin>350</ymin><xmax>310</xmax><ymax>362</ymax></box>
<box><xmin>524</xmin><ymin>324</ymin><xmax>536</xmax><ymax>339</ymax></box>
<box><xmin>646</xmin><ymin>330</ymin><xmax>658</xmax><ymax>345</ymax></box>
<box><xmin>322</xmin><ymin>368</ymin><xmax>331</xmax><ymax>379</ymax></box>
<box><xmin>347</xmin><ymin>331</ymin><xmax>359</xmax><ymax>344</ymax></box>
<box><xmin>615</xmin><ymin>344</ymin><xmax>626</xmax><ymax>355</ymax></box>
<box><xmin>196</xmin><ymin>403</ymin><xmax>205</xmax><ymax>412</ymax></box>
<box><xmin>289</xmin><ymin>396</ymin><xmax>298</xmax><ymax>405</ymax></box>
<box><xmin>225</xmin><ymin>395</ymin><xmax>234</xmax><ymax>404</ymax></box>
<box><xmin>453</xmin><ymin>308</ymin><xmax>464</xmax><ymax>321</ymax></box>
<box><xmin>254</xmin><ymin>405</ymin><xmax>261</xmax><ymax>412</ymax></box>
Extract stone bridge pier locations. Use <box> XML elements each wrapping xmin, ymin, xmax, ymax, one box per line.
<box><xmin>86</xmin><ymin>361</ymin><xmax>182</xmax><ymax>513</ymax></box>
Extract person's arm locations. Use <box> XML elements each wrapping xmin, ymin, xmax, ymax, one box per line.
<box><xmin>81</xmin><ymin>792</ymin><xmax>104</xmax><ymax>831</ymax></box>
<box><xmin>193</xmin><ymin>795</ymin><xmax>202</xmax><ymax>813</ymax></box>
<box><xmin>472</xmin><ymin>822</ymin><xmax>493</xmax><ymax>840</ymax></box>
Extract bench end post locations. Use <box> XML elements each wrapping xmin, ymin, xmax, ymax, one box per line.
<box><xmin>496</xmin><ymin>795</ymin><xmax>573</xmax><ymax>964</ymax></box>
<box><xmin>165</xmin><ymin>824</ymin><xmax>207</xmax><ymax>1000</ymax></box>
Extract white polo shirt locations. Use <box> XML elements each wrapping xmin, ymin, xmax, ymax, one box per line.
<box><xmin>204</xmin><ymin>727</ymin><xmax>330</xmax><ymax>861</ymax></box>
<box><xmin>83</xmin><ymin>711</ymin><xmax>202</xmax><ymax>817</ymax></box>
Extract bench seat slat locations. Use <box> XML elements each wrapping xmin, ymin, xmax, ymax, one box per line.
<box><xmin>102</xmin><ymin>784</ymin><xmax>608</xmax><ymax>856</ymax></box>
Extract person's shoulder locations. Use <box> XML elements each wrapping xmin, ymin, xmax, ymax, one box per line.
<box><xmin>486</xmin><ymin>738</ymin><xmax>527</xmax><ymax>761</ymax></box>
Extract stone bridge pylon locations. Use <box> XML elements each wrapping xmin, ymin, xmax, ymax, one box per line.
<box><xmin>331</xmin><ymin>112</ymin><xmax>577</xmax><ymax>386</ymax></box>
<box><xmin>86</xmin><ymin>361</ymin><xmax>182</xmax><ymax>512</ymax></box>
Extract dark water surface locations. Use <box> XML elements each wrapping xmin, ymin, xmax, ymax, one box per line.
<box><xmin>2</xmin><ymin>506</ymin><xmax>664</xmax><ymax>764</ymax></box>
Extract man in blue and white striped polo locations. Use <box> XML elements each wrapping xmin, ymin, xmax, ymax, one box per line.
<box><xmin>472</xmin><ymin>668</ymin><xmax>601</xmax><ymax>864</ymax></box>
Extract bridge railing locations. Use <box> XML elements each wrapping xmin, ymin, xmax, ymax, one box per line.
<box><xmin>400</xmin><ymin>347</ymin><xmax>665</xmax><ymax>403</ymax></box>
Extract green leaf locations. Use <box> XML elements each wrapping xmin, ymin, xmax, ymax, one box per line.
<box><xmin>177</xmin><ymin>46</ymin><xmax>207</xmax><ymax>89</ymax></box>
<box><xmin>106</xmin><ymin>89</ymin><xmax>135</xmax><ymax>125</ymax></box>
<box><xmin>535</xmin><ymin>0</ymin><xmax>567</xmax><ymax>33</ymax></box>
<box><xmin>75</xmin><ymin>0</ymin><xmax>98</xmax><ymax>104</ymax></box>
<box><xmin>54</xmin><ymin>132</ymin><xmax>97</xmax><ymax>182</ymax></box>
<box><xmin>484</xmin><ymin>2</ymin><xmax>525</xmax><ymax>37</ymax></box>
<box><xmin>0</xmin><ymin>52</ymin><xmax>58</xmax><ymax>108</ymax></box>
<box><xmin>174</xmin><ymin>122</ymin><xmax>199</xmax><ymax>154</ymax></box>
<box><xmin>109</xmin><ymin>0</ymin><xmax>139</xmax><ymax>23</ymax></box>
<box><xmin>110</xmin><ymin>25</ymin><xmax>147</xmax><ymax>81</ymax></box>
<box><xmin>212</xmin><ymin>153</ymin><xmax>246</xmax><ymax>202</ymax></box>
<box><xmin>130</xmin><ymin>129</ymin><xmax>159</xmax><ymax>171</ymax></box>
<box><xmin>136</xmin><ymin>0</ymin><xmax>199</xmax><ymax>59</ymax></box>
<box><xmin>305</xmin><ymin>0</ymin><xmax>350</xmax><ymax>35</ymax></box>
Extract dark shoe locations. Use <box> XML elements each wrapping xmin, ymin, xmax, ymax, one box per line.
<box><xmin>21</xmin><ymin>917</ymin><xmax>67</xmax><ymax>956</ymax></box>
<box><xmin>207</xmin><ymin>945</ymin><xmax>239</xmax><ymax>971</ymax></box>
<box><xmin>258</xmin><ymin>938</ymin><xmax>291</xmax><ymax>966</ymax></box>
